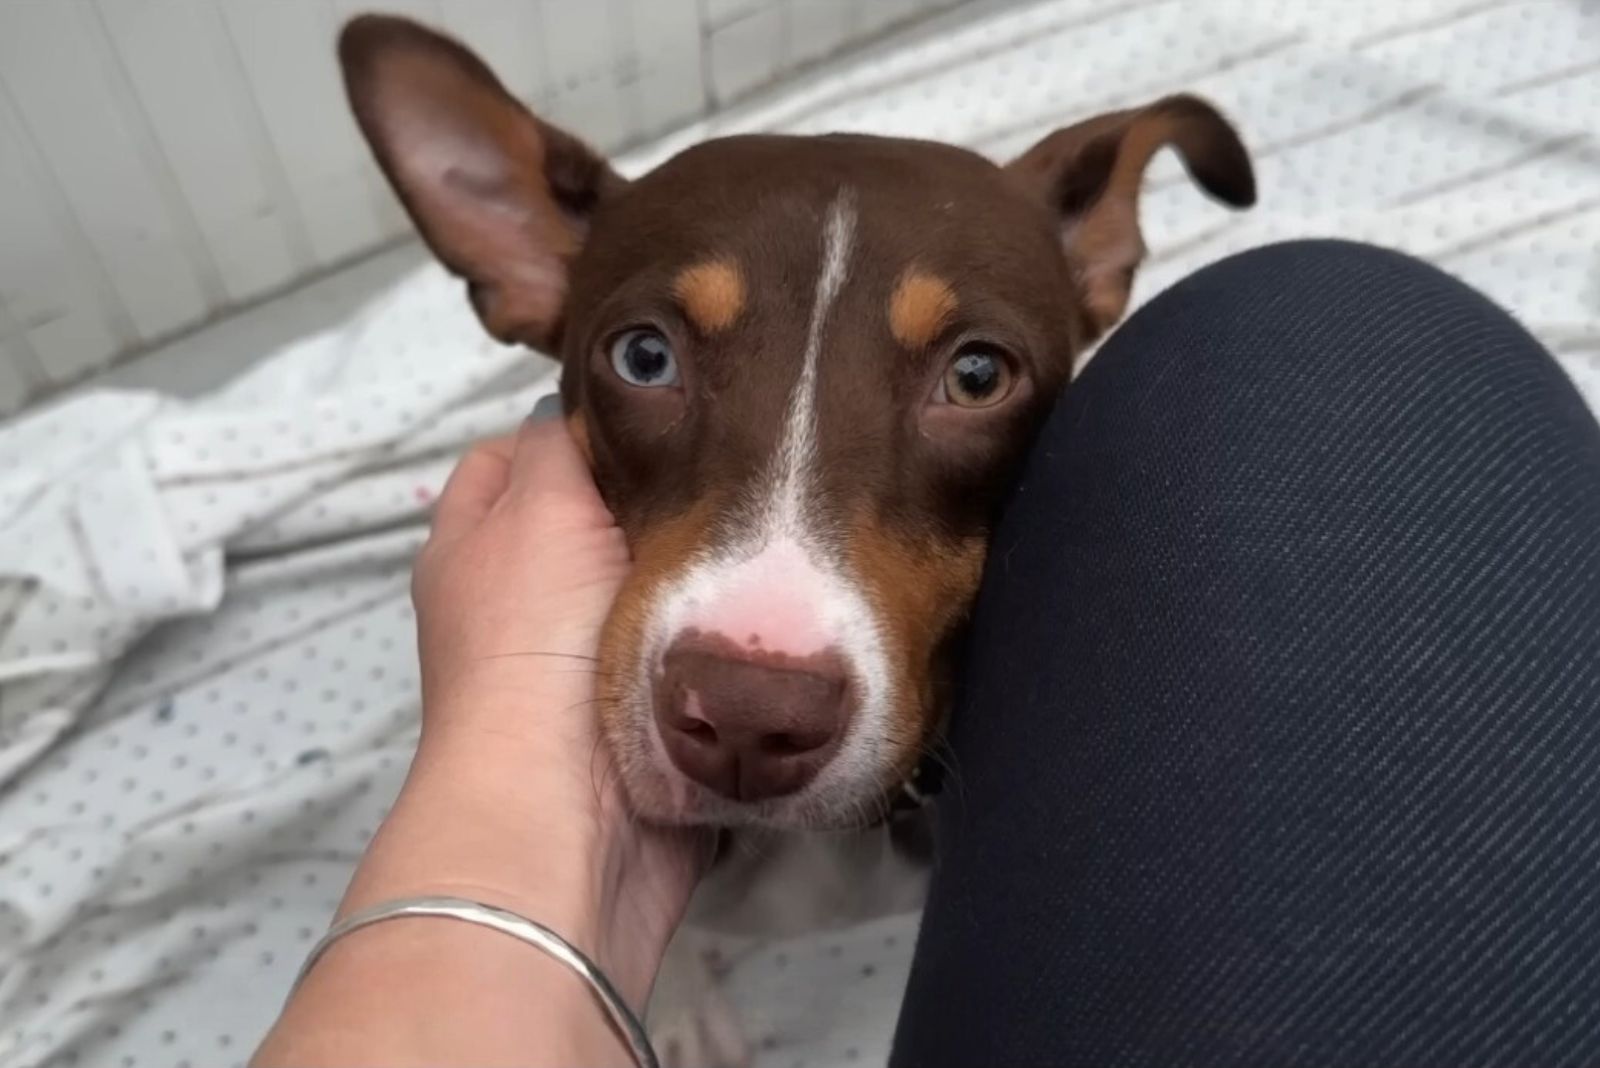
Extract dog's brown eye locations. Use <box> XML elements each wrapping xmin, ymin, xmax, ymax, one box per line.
<box><xmin>609</xmin><ymin>328</ymin><xmax>680</xmax><ymax>388</ymax></box>
<box><xmin>939</xmin><ymin>346</ymin><xmax>1012</xmax><ymax>408</ymax></box>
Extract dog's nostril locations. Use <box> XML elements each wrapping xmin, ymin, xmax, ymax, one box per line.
<box><xmin>759</xmin><ymin>731</ymin><xmax>824</xmax><ymax>757</ymax></box>
<box><xmin>655</xmin><ymin>637</ymin><xmax>852</xmax><ymax>801</ymax></box>
<box><xmin>680</xmin><ymin>719</ymin><xmax>717</xmax><ymax>744</ymax></box>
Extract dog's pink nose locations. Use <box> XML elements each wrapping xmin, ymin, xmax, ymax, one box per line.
<box><xmin>656</xmin><ymin>638</ymin><xmax>849</xmax><ymax>801</ymax></box>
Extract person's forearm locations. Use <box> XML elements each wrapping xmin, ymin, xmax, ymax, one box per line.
<box><xmin>254</xmin><ymin>910</ymin><xmax>629</xmax><ymax>1066</ymax></box>
<box><xmin>252</xmin><ymin>727</ymin><xmax>697</xmax><ymax>1067</ymax></box>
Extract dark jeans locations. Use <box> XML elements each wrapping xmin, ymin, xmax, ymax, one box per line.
<box><xmin>892</xmin><ymin>241</ymin><xmax>1600</xmax><ymax>1067</ymax></box>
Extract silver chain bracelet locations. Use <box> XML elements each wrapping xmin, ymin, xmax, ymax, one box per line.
<box><xmin>290</xmin><ymin>895</ymin><xmax>658</xmax><ymax>1068</ymax></box>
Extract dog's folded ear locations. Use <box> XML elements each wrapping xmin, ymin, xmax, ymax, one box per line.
<box><xmin>339</xmin><ymin>15</ymin><xmax>624</xmax><ymax>352</ymax></box>
<box><xmin>1006</xmin><ymin>95</ymin><xmax>1254</xmax><ymax>340</ymax></box>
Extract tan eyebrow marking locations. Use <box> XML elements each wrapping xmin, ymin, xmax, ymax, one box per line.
<box><xmin>889</xmin><ymin>269</ymin><xmax>958</xmax><ymax>350</ymax></box>
<box><xmin>672</xmin><ymin>258</ymin><xmax>746</xmax><ymax>334</ymax></box>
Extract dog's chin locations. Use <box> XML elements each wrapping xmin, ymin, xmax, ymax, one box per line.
<box><xmin>616</xmin><ymin>761</ymin><xmax>897</xmax><ymax>831</ymax></box>
<box><xmin>627</xmin><ymin>783</ymin><xmax>876</xmax><ymax>831</ymax></box>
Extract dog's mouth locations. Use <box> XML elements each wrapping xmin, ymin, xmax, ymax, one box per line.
<box><xmin>616</xmin><ymin>724</ymin><xmax>915</xmax><ymax>831</ymax></box>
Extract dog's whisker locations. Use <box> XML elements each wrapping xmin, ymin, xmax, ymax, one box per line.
<box><xmin>873</xmin><ymin>792</ymin><xmax>894</xmax><ymax>828</ymax></box>
<box><xmin>740</xmin><ymin>832</ymin><xmax>767</xmax><ymax>861</ymax></box>
<box><xmin>868</xmin><ymin>793</ymin><xmax>891</xmax><ymax>831</ymax></box>
<box><xmin>559</xmin><ymin>696</ymin><xmax>616</xmax><ymax>715</ymax></box>
<box><xmin>921</xmin><ymin>742</ymin><xmax>967</xmax><ymax>807</ymax></box>
<box><xmin>480</xmin><ymin>650</ymin><xmax>603</xmax><ymax>664</ymax></box>
<box><xmin>848</xmin><ymin>796</ymin><xmax>870</xmax><ymax>831</ymax></box>
<box><xmin>587</xmin><ymin>729</ymin><xmax>614</xmax><ymax>812</ymax></box>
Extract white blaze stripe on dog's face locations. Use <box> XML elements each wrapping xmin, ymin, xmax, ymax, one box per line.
<box><xmin>770</xmin><ymin>190</ymin><xmax>856</xmax><ymax>531</ymax></box>
<box><xmin>636</xmin><ymin>189</ymin><xmax>897</xmax><ymax>822</ymax></box>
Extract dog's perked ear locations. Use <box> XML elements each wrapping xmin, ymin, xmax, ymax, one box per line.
<box><xmin>338</xmin><ymin>15</ymin><xmax>624</xmax><ymax>352</ymax></box>
<box><xmin>1006</xmin><ymin>95</ymin><xmax>1254</xmax><ymax>340</ymax></box>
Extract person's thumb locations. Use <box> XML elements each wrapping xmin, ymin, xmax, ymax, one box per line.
<box><xmin>504</xmin><ymin>401</ymin><xmax>612</xmax><ymax>526</ymax></box>
<box><xmin>427</xmin><ymin>434</ymin><xmax>516</xmax><ymax>543</ymax></box>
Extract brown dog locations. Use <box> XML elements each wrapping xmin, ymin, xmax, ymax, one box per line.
<box><xmin>340</xmin><ymin>13</ymin><xmax>1254</xmax><ymax>1061</ymax></box>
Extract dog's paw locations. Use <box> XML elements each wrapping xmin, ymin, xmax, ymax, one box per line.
<box><xmin>649</xmin><ymin>934</ymin><xmax>752</xmax><ymax>1068</ymax></box>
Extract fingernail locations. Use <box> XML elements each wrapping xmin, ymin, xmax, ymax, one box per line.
<box><xmin>529</xmin><ymin>393</ymin><xmax>563</xmax><ymax>423</ymax></box>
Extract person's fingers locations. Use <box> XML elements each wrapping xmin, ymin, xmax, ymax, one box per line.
<box><xmin>505</xmin><ymin>415</ymin><xmax>608</xmax><ymax>517</ymax></box>
<box><xmin>429</xmin><ymin>434</ymin><xmax>517</xmax><ymax>541</ymax></box>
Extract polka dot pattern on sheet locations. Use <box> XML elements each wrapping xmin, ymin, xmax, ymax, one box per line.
<box><xmin>4</xmin><ymin>2</ymin><xmax>1598</xmax><ymax>1067</ymax></box>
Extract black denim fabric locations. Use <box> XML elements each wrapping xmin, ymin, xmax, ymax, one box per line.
<box><xmin>892</xmin><ymin>241</ymin><xmax>1600</xmax><ymax>1067</ymax></box>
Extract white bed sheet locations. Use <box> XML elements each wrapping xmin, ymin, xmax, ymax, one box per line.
<box><xmin>3</xmin><ymin>2</ymin><xmax>1597</xmax><ymax>1066</ymax></box>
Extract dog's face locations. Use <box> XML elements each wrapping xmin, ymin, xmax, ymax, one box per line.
<box><xmin>341</xmin><ymin>16</ymin><xmax>1254</xmax><ymax>829</ymax></box>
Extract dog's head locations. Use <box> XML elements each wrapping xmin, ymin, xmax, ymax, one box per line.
<box><xmin>341</xmin><ymin>16</ymin><xmax>1254</xmax><ymax>829</ymax></box>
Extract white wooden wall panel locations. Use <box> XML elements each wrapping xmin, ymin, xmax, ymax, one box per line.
<box><xmin>0</xmin><ymin>2</ymin><xmax>210</xmax><ymax>344</ymax></box>
<box><xmin>859</xmin><ymin>0</ymin><xmax>923</xmax><ymax>35</ymax></box>
<box><xmin>435</xmin><ymin>0</ymin><xmax>551</xmax><ymax>107</ymax></box>
<box><xmin>217</xmin><ymin>0</ymin><xmax>392</xmax><ymax>267</ymax></box>
<box><xmin>624</xmin><ymin>1</ymin><xmax>707</xmax><ymax>137</ymax></box>
<box><xmin>0</xmin><ymin>85</ymin><xmax>125</xmax><ymax>383</ymax></box>
<box><xmin>711</xmin><ymin>3</ymin><xmax>787</xmax><ymax>104</ymax></box>
<box><xmin>788</xmin><ymin>0</ymin><xmax>858</xmax><ymax>67</ymax></box>
<box><xmin>0</xmin><ymin>0</ymin><xmax>984</xmax><ymax>415</ymax></box>
<box><xmin>97</xmin><ymin>0</ymin><xmax>307</xmax><ymax>304</ymax></box>
<box><xmin>703</xmin><ymin>0</ymin><xmax>766</xmax><ymax>25</ymax></box>
<box><xmin>540</xmin><ymin>1</ymin><xmax>631</xmax><ymax>149</ymax></box>
<box><xmin>0</xmin><ymin>336</ymin><xmax>30</xmax><ymax>413</ymax></box>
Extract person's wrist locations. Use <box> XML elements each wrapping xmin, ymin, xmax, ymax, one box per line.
<box><xmin>346</xmin><ymin>711</ymin><xmax>701</xmax><ymax>1006</ymax></box>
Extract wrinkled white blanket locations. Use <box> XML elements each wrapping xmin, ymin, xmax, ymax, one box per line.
<box><xmin>3</xmin><ymin>2</ymin><xmax>1597</xmax><ymax>1066</ymax></box>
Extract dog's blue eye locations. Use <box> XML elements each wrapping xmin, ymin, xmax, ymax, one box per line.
<box><xmin>609</xmin><ymin>329</ymin><xmax>680</xmax><ymax>388</ymax></box>
<box><xmin>940</xmin><ymin>345</ymin><xmax>1012</xmax><ymax>408</ymax></box>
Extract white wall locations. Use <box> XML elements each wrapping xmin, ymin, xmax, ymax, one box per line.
<box><xmin>0</xmin><ymin>0</ymin><xmax>967</xmax><ymax>415</ymax></box>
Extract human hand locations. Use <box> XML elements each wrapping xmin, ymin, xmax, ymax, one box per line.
<box><xmin>258</xmin><ymin>412</ymin><xmax>706</xmax><ymax>1066</ymax></box>
<box><xmin>352</xmin><ymin>412</ymin><xmax>705</xmax><ymax>1006</ymax></box>
<box><xmin>410</xmin><ymin>411</ymin><xmax>628</xmax><ymax>768</ymax></box>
